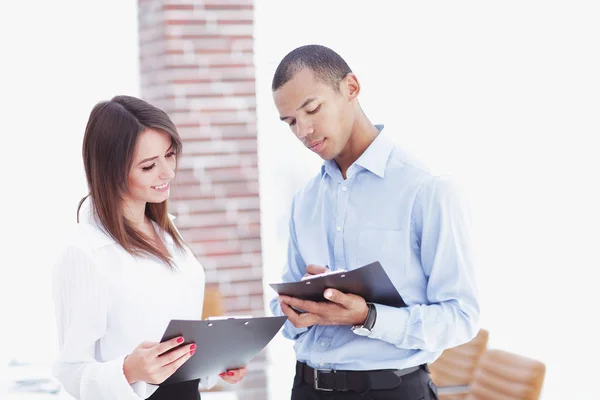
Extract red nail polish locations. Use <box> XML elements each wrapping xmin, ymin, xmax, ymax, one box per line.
<box><xmin>190</xmin><ymin>350</ymin><xmax>196</xmax><ymax>355</ymax></box>
<box><xmin>177</xmin><ymin>337</ymin><xmax>184</xmax><ymax>343</ymax></box>
<box><xmin>190</xmin><ymin>344</ymin><xmax>197</xmax><ymax>351</ymax></box>
<box><xmin>219</xmin><ymin>373</ymin><xmax>225</xmax><ymax>377</ymax></box>
<box><xmin>227</xmin><ymin>371</ymin><xmax>234</xmax><ymax>376</ymax></box>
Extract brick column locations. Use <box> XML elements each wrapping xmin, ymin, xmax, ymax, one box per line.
<box><xmin>137</xmin><ymin>2</ymin><xmax>265</xmax><ymax>397</ymax></box>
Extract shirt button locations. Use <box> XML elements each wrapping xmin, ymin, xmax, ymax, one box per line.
<box><xmin>336</xmin><ymin>226</ymin><xmax>342</xmax><ymax>232</ymax></box>
<box><xmin>341</xmin><ymin>186</ymin><xmax>348</xmax><ymax>192</ymax></box>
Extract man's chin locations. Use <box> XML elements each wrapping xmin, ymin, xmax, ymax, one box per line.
<box><xmin>315</xmin><ymin>146</ymin><xmax>335</xmax><ymax>160</ymax></box>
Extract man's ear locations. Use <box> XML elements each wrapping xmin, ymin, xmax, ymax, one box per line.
<box><xmin>343</xmin><ymin>73</ymin><xmax>360</xmax><ymax>100</ymax></box>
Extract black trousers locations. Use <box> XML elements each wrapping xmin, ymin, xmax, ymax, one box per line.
<box><xmin>291</xmin><ymin>365</ymin><xmax>438</xmax><ymax>400</ymax></box>
<box><xmin>149</xmin><ymin>379</ymin><xmax>201</xmax><ymax>400</ymax></box>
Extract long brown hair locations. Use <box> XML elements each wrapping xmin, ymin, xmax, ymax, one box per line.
<box><xmin>78</xmin><ymin>95</ymin><xmax>185</xmax><ymax>267</ymax></box>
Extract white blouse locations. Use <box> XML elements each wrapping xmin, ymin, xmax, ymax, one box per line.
<box><xmin>52</xmin><ymin>201</ymin><xmax>216</xmax><ymax>399</ymax></box>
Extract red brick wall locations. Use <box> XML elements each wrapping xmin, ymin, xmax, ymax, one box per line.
<box><xmin>137</xmin><ymin>0</ymin><xmax>263</xmax><ymax>315</ymax></box>
<box><xmin>137</xmin><ymin>1</ymin><xmax>266</xmax><ymax>397</ymax></box>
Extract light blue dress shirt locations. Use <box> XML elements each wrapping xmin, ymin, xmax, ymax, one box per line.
<box><xmin>269</xmin><ymin>125</ymin><xmax>480</xmax><ymax>371</ymax></box>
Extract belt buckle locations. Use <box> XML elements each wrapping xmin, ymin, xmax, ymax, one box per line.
<box><xmin>314</xmin><ymin>369</ymin><xmax>334</xmax><ymax>391</ymax></box>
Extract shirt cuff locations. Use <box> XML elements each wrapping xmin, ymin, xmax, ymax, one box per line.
<box><xmin>284</xmin><ymin>321</ymin><xmax>309</xmax><ymax>340</ymax></box>
<box><xmin>199</xmin><ymin>375</ymin><xmax>219</xmax><ymax>390</ymax></box>
<box><xmin>367</xmin><ymin>303</ymin><xmax>410</xmax><ymax>344</ymax></box>
<box><xmin>101</xmin><ymin>356</ymin><xmax>151</xmax><ymax>399</ymax></box>
<box><xmin>272</xmin><ymin>300</ymin><xmax>308</xmax><ymax>340</ymax></box>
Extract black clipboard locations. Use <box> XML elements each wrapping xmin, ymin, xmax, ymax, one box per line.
<box><xmin>269</xmin><ymin>261</ymin><xmax>407</xmax><ymax>308</ymax></box>
<box><xmin>160</xmin><ymin>315</ymin><xmax>287</xmax><ymax>384</ymax></box>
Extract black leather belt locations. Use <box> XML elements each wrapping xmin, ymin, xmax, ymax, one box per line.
<box><xmin>297</xmin><ymin>362</ymin><xmax>426</xmax><ymax>392</ymax></box>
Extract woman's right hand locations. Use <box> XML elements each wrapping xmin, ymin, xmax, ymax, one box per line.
<box><xmin>123</xmin><ymin>336</ymin><xmax>195</xmax><ymax>384</ymax></box>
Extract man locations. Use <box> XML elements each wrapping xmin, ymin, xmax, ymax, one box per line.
<box><xmin>269</xmin><ymin>44</ymin><xmax>480</xmax><ymax>400</ymax></box>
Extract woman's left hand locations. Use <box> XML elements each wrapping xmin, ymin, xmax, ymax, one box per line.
<box><xmin>219</xmin><ymin>367</ymin><xmax>248</xmax><ymax>384</ymax></box>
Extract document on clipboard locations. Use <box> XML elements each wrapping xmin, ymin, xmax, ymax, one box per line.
<box><xmin>159</xmin><ymin>315</ymin><xmax>287</xmax><ymax>384</ymax></box>
<box><xmin>269</xmin><ymin>261</ymin><xmax>407</xmax><ymax>309</ymax></box>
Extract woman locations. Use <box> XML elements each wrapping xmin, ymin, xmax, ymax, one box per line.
<box><xmin>52</xmin><ymin>95</ymin><xmax>247</xmax><ymax>399</ymax></box>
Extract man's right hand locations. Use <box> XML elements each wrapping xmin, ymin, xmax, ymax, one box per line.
<box><xmin>123</xmin><ymin>337</ymin><xmax>196</xmax><ymax>384</ymax></box>
<box><xmin>301</xmin><ymin>264</ymin><xmax>329</xmax><ymax>280</ymax></box>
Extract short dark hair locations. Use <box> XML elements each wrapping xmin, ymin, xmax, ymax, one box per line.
<box><xmin>271</xmin><ymin>44</ymin><xmax>352</xmax><ymax>92</ymax></box>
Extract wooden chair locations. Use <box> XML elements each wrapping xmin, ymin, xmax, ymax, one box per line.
<box><xmin>466</xmin><ymin>349</ymin><xmax>546</xmax><ymax>400</ymax></box>
<box><xmin>429</xmin><ymin>329</ymin><xmax>489</xmax><ymax>399</ymax></box>
<box><xmin>202</xmin><ymin>284</ymin><xmax>224</xmax><ymax>319</ymax></box>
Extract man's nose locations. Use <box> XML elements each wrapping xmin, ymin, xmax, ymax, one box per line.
<box><xmin>295</xmin><ymin>119</ymin><xmax>314</xmax><ymax>139</ymax></box>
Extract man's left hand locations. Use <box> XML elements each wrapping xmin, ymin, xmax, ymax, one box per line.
<box><xmin>278</xmin><ymin>289</ymin><xmax>369</xmax><ymax>328</ymax></box>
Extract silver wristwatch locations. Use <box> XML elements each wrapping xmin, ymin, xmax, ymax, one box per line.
<box><xmin>351</xmin><ymin>302</ymin><xmax>377</xmax><ymax>336</ymax></box>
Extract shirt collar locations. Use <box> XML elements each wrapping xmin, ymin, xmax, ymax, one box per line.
<box><xmin>321</xmin><ymin>124</ymin><xmax>392</xmax><ymax>179</ymax></box>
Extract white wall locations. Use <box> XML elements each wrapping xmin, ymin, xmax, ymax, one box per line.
<box><xmin>0</xmin><ymin>0</ymin><xmax>140</xmax><ymax>367</ymax></box>
<box><xmin>255</xmin><ymin>1</ymin><xmax>600</xmax><ymax>399</ymax></box>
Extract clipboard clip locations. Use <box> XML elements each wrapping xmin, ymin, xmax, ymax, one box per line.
<box><xmin>206</xmin><ymin>315</ymin><xmax>253</xmax><ymax>320</ymax></box>
<box><xmin>301</xmin><ymin>269</ymin><xmax>347</xmax><ymax>281</ymax></box>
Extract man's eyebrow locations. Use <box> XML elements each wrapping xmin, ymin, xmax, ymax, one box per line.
<box><xmin>279</xmin><ymin>98</ymin><xmax>317</xmax><ymax>121</ymax></box>
<box><xmin>297</xmin><ymin>97</ymin><xmax>316</xmax><ymax>111</ymax></box>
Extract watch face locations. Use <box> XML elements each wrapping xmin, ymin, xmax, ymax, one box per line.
<box><xmin>351</xmin><ymin>327</ymin><xmax>371</xmax><ymax>336</ymax></box>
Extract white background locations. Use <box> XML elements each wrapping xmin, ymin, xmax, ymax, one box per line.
<box><xmin>1</xmin><ymin>1</ymin><xmax>599</xmax><ymax>399</ymax></box>
<box><xmin>0</xmin><ymin>0</ymin><xmax>141</xmax><ymax>396</ymax></box>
